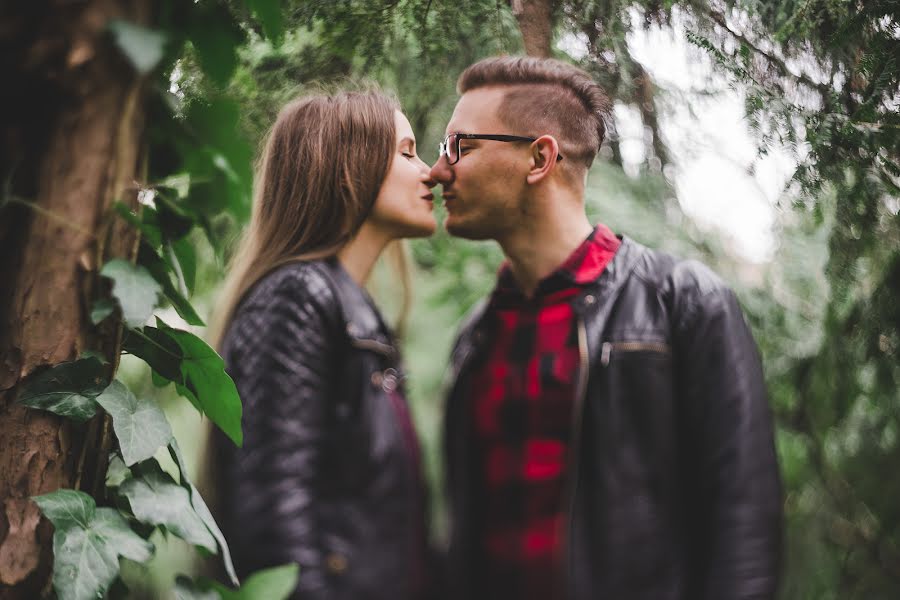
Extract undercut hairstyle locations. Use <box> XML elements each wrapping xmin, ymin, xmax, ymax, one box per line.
<box><xmin>458</xmin><ymin>56</ymin><xmax>612</xmax><ymax>168</ymax></box>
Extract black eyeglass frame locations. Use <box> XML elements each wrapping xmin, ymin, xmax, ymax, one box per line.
<box><xmin>438</xmin><ymin>133</ymin><xmax>564</xmax><ymax>165</ymax></box>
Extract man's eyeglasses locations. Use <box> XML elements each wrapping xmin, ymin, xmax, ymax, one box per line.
<box><xmin>438</xmin><ymin>133</ymin><xmax>564</xmax><ymax>165</ymax></box>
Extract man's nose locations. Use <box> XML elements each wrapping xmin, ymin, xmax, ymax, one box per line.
<box><xmin>430</xmin><ymin>155</ymin><xmax>454</xmax><ymax>186</ymax></box>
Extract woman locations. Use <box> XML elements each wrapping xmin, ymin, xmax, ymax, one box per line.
<box><xmin>208</xmin><ymin>89</ymin><xmax>436</xmax><ymax>599</ymax></box>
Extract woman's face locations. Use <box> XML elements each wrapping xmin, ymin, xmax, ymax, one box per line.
<box><xmin>369</xmin><ymin>110</ymin><xmax>436</xmax><ymax>239</ymax></box>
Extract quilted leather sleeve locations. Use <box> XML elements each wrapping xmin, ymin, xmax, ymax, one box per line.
<box><xmin>220</xmin><ymin>264</ymin><xmax>342</xmax><ymax>598</ymax></box>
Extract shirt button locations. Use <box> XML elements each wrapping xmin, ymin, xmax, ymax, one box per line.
<box><xmin>326</xmin><ymin>552</ymin><xmax>348</xmax><ymax>574</ymax></box>
<box><xmin>584</xmin><ymin>294</ymin><xmax>596</xmax><ymax>305</ymax></box>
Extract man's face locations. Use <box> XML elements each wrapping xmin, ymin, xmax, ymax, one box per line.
<box><xmin>430</xmin><ymin>87</ymin><xmax>530</xmax><ymax>240</ymax></box>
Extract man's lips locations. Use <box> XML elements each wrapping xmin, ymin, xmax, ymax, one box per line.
<box><xmin>421</xmin><ymin>192</ymin><xmax>434</xmax><ymax>202</ymax></box>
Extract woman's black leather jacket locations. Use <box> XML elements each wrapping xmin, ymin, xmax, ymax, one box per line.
<box><xmin>215</xmin><ymin>258</ymin><xmax>428</xmax><ymax>600</ymax></box>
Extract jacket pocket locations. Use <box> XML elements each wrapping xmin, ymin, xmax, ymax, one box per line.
<box><xmin>600</xmin><ymin>340</ymin><xmax>670</xmax><ymax>366</ymax></box>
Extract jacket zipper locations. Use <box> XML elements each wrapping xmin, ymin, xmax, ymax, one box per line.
<box><xmin>600</xmin><ymin>340</ymin><xmax>670</xmax><ymax>366</ymax></box>
<box><xmin>560</xmin><ymin>316</ymin><xmax>590</xmax><ymax>596</ymax></box>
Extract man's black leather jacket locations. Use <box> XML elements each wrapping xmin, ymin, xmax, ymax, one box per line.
<box><xmin>443</xmin><ymin>236</ymin><xmax>783</xmax><ymax>599</ymax></box>
<box><xmin>216</xmin><ymin>258</ymin><xmax>428</xmax><ymax>600</ymax></box>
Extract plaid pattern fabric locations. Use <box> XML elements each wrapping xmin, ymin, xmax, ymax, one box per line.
<box><xmin>469</xmin><ymin>224</ymin><xmax>620</xmax><ymax>600</ymax></box>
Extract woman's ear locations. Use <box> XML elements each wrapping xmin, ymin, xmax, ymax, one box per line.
<box><xmin>526</xmin><ymin>135</ymin><xmax>561</xmax><ymax>185</ymax></box>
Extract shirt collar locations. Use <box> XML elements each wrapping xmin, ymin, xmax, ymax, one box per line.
<box><xmin>493</xmin><ymin>223</ymin><xmax>620</xmax><ymax>302</ymax></box>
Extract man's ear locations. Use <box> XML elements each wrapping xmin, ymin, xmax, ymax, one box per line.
<box><xmin>526</xmin><ymin>135</ymin><xmax>561</xmax><ymax>185</ymax></box>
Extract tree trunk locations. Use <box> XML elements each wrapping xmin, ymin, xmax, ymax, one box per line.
<box><xmin>510</xmin><ymin>0</ymin><xmax>556</xmax><ymax>57</ymax></box>
<box><xmin>0</xmin><ymin>1</ymin><xmax>150</xmax><ymax>597</ymax></box>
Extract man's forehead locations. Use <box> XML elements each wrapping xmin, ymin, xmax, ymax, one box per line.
<box><xmin>445</xmin><ymin>87</ymin><xmax>505</xmax><ymax>134</ymax></box>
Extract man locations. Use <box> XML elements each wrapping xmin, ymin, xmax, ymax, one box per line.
<box><xmin>430</xmin><ymin>56</ymin><xmax>782</xmax><ymax>600</ymax></box>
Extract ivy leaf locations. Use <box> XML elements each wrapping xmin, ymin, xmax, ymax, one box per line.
<box><xmin>174</xmin><ymin>575</ymin><xmax>221</xmax><ymax>600</ymax></box>
<box><xmin>95</xmin><ymin>380</ymin><xmax>173</xmax><ymax>466</ymax></box>
<box><xmin>245</xmin><ymin>0</ymin><xmax>284</xmax><ymax>43</ymax></box>
<box><xmin>207</xmin><ymin>564</ymin><xmax>299</xmax><ymax>600</ymax></box>
<box><xmin>156</xmin><ymin>173</ymin><xmax>192</xmax><ymax>199</ymax></box>
<box><xmin>17</xmin><ymin>357</ymin><xmax>108</xmax><ymax>421</ymax></box>
<box><xmin>108</xmin><ymin>20</ymin><xmax>168</xmax><ymax>75</ymax></box>
<box><xmin>122</xmin><ymin>326</ymin><xmax>182</xmax><ymax>382</ymax></box>
<box><xmin>113</xmin><ymin>202</ymin><xmax>162</xmax><ymax>248</ymax></box>
<box><xmin>32</xmin><ymin>490</ymin><xmax>154</xmax><ymax>600</ymax></box>
<box><xmin>32</xmin><ymin>489</ymin><xmax>94</xmax><ymax>531</ymax></box>
<box><xmin>78</xmin><ymin>350</ymin><xmax>109</xmax><ymax>365</ymax></box>
<box><xmin>159</xmin><ymin>320</ymin><xmax>243</xmax><ymax>446</ymax></box>
<box><xmin>119</xmin><ymin>461</ymin><xmax>217</xmax><ymax>553</ymax></box>
<box><xmin>91</xmin><ymin>299</ymin><xmax>117</xmax><ymax>325</ymax></box>
<box><xmin>172</xmin><ymin>236</ymin><xmax>197</xmax><ymax>295</ymax></box>
<box><xmin>138</xmin><ymin>242</ymin><xmax>204</xmax><ymax>326</ymax></box>
<box><xmin>188</xmin><ymin>3</ymin><xmax>245</xmax><ymax>86</ymax></box>
<box><xmin>151</xmin><ymin>370</ymin><xmax>170</xmax><ymax>388</ymax></box>
<box><xmin>156</xmin><ymin>194</ymin><xmax>195</xmax><ymax>242</ymax></box>
<box><xmin>90</xmin><ymin>508</ymin><xmax>155</xmax><ymax>562</ymax></box>
<box><xmin>100</xmin><ymin>259</ymin><xmax>162</xmax><ymax>328</ymax></box>
<box><xmin>106</xmin><ymin>453</ymin><xmax>132</xmax><ymax>489</ymax></box>
<box><xmin>169</xmin><ymin>440</ymin><xmax>239</xmax><ymax>587</ymax></box>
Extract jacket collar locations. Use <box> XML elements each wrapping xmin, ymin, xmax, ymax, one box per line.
<box><xmin>452</xmin><ymin>235</ymin><xmax>647</xmax><ymax>369</ymax></box>
<box><xmin>315</xmin><ymin>257</ymin><xmax>397</xmax><ymax>354</ymax></box>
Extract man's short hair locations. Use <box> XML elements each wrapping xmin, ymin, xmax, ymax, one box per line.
<box><xmin>458</xmin><ymin>56</ymin><xmax>611</xmax><ymax>168</ymax></box>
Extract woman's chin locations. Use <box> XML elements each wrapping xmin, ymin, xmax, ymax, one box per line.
<box><xmin>404</xmin><ymin>219</ymin><xmax>437</xmax><ymax>238</ymax></box>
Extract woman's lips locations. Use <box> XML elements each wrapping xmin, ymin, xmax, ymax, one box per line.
<box><xmin>421</xmin><ymin>192</ymin><xmax>434</xmax><ymax>202</ymax></box>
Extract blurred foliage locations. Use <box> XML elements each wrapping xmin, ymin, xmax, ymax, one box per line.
<box><xmin>100</xmin><ymin>0</ymin><xmax>900</xmax><ymax>598</ymax></box>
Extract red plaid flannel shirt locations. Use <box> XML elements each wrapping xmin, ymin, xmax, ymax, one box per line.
<box><xmin>469</xmin><ymin>224</ymin><xmax>620</xmax><ymax>600</ymax></box>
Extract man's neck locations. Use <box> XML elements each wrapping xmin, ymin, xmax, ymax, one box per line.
<box><xmin>498</xmin><ymin>202</ymin><xmax>594</xmax><ymax>298</ymax></box>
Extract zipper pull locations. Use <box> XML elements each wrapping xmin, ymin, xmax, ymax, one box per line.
<box><xmin>601</xmin><ymin>342</ymin><xmax>612</xmax><ymax>367</ymax></box>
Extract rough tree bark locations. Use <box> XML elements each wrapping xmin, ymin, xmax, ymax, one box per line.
<box><xmin>0</xmin><ymin>1</ymin><xmax>151</xmax><ymax>597</ymax></box>
<box><xmin>510</xmin><ymin>0</ymin><xmax>556</xmax><ymax>58</ymax></box>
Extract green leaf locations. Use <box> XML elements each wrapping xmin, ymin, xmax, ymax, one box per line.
<box><xmin>156</xmin><ymin>173</ymin><xmax>192</xmax><ymax>199</ymax></box>
<box><xmin>91</xmin><ymin>507</ymin><xmax>155</xmax><ymax>562</ymax></box>
<box><xmin>78</xmin><ymin>350</ymin><xmax>109</xmax><ymax>365</ymax></box>
<box><xmin>95</xmin><ymin>380</ymin><xmax>173</xmax><ymax>466</ymax></box>
<box><xmin>188</xmin><ymin>3</ymin><xmax>245</xmax><ymax>86</ymax></box>
<box><xmin>32</xmin><ymin>489</ymin><xmax>94</xmax><ymax>531</ymax></box>
<box><xmin>32</xmin><ymin>490</ymin><xmax>154</xmax><ymax>600</ymax></box>
<box><xmin>183</xmin><ymin>98</ymin><xmax>253</xmax><ymax>219</ymax></box>
<box><xmin>174</xmin><ymin>575</ymin><xmax>221</xmax><ymax>600</ymax></box>
<box><xmin>106</xmin><ymin>453</ymin><xmax>132</xmax><ymax>489</ymax></box>
<box><xmin>151</xmin><ymin>370</ymin><xmax>170</xmax><ymax>388</ymax></box>
<box><xmin>138</xmin><ymin>242</ymin><xmax>205</xmax><ymax>326</ymax></box>
<box><xmin>245</xmin><ymin>0</ymin><xmax>284</xmax><ymax>43</ymax></box>
<box><xmin>91</xmin><ymin>299</ymin><xmax>116</xmax><ymax>325</ymax></box>
<box><xmin>159</xmin><ymin>320</ymin><xmax>243</xmax><ymax>446</ymax></box>
<box><xmin>113</xmin><ymin>202</ymin><xmax>162</xmax><ymax>248</ymax></box>
<box><xmin>17</xmin><ymin>357</ymin><xmax>108</xmax><ymax>421</ymax></box>
<box><xmin>172</xmin><ymin>237</ymin><xmax>197</xmax><ymax>295</ymax></box>
<box><xmin>169</xmin><ymin>440</ymin><xmax>239</xmax><ymax>587</ymax></box>
<box><xmin>208</xmin><ymin>564</ymin><xmax>299</xmax><ymax>600</ymax></box>
<box><xmin>122</xmin><ymin>326</ymin><xmax>182</xmax><ymax>382</ymax></box>
<box><xmin>108</xmin><ymin>20</ymin><xmax>168</xmax><ymax>75</ymax></box>
<box><xmin>156</xmin><ymin>194</ymin><xmax>196</xmax><ymax>241</ymax></box>
<box><xmin>119</xmin><ymin>461</ymin><xmax>217</xmax><ymax>553</ymax></box>
<box><xmin>100</xmin><ymin>259</ymin><xmax>162</xmax><ymax>328</ymax></box>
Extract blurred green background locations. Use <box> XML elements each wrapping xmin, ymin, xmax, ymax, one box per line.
<box><xmin>111</xmin><ymin>1</ymin><xmax>899</xmax><ymax>598</ymax></box>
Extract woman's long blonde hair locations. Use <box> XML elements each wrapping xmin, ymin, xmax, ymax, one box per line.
<box><xmin>209</xmin><ymin>89</ymin><xmax>406</xmax><ymax>349</ymax></box>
